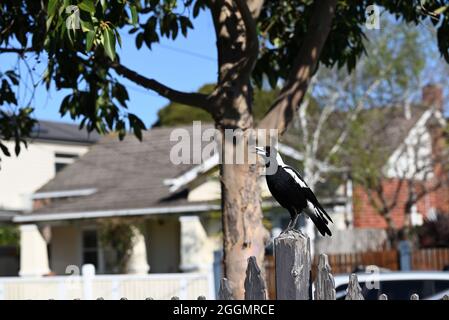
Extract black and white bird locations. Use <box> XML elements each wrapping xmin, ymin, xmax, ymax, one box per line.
<box><xmin>255</xmin><ymin>146</ymin><xmax>332</xmax><ymax>236</ymax></box>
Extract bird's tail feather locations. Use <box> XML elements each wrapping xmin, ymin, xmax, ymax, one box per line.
<box><xmin>305</xmin><ymin>209</ymin><xmax>332</xmax><ymax>237</ymax></box>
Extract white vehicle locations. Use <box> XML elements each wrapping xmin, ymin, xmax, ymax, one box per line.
<box><xmin>333</xmin><ymin>271</ymin><xmax>449</xmax><ymax>300</ymax></box>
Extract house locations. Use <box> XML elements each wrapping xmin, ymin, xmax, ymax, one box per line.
<box><xmin>0</xmin><ymin>120</ymin><xmax>99</xmax><ymax>213</ymax></box>
<box><xmin>0</xmin><ymin>120</ymin><xmax>98</xmax><ymax>276</ymax></box>
<box><xmin>315</xmin><ymin>84</ymin><xmax>449</xmax><ymax>253</ymax></box>
<box><xmin>352</xmin><ymin>84</ymin><xmax>448</xmax><ymax>229</ymax></box>
<box><xmin>15</xmin><ymin>122</ymin><xmax>342</xmax><ymax>276</ymax></box>
<box><xmin>13</xmin><ymin>126</ymin><xmax>219</xmax><ymax>276</ymax></box>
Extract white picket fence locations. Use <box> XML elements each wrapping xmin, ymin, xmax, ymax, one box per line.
<box><xmin>0</xmin><ymin>265</ymin><xmax>215</xmax><ymax>300</ymax></box>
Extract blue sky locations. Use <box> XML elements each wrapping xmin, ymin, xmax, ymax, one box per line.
<box><xmin>0</xmin><ymin>11</ymin><xmax>217</xmax><ymax>127</ymax></box>
<box><xmin>1</xmin><ymin>10</ymin><xmax>448</xmax><ymax>128</ymax></box>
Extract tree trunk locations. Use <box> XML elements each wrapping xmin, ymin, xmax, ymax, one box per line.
<box><xmin>208</xmin><ymin>0</ymin><xmax>269</xmax><ymax>299</ymax></box>
<box><xmin>221</xmin><ymin>155</ymin><xmax>268</xmax><ymax>299</ymax></box>
<box><xmin>384</xmin><ymin>214</ymin><xmax>397</xmax><ymax>248</ymax></box>
<box><xmin>217</xmin><ymin>94</ymin><xmax>269</xmax><ymax>299</ymax></box>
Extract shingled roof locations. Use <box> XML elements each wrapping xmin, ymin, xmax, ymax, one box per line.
<box><xmin>30</xmin><ymin>120</ymin><xmax>100</xmax><ymax>144</ymax></box>
<box><xmin>20</xmin><ymin>125</ymin><xmax>217</xmax><ymax>220</ymax></box>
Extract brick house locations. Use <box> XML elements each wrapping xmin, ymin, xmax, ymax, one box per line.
<box><xmin>352</xmin><ymin>85</ymin><xmax>448</xmax><ymax>230</ymax></box>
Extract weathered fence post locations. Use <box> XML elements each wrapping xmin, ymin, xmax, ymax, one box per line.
<box><xmin>274</xmin><ymin>229</ymin><xmax>311</xmax><ymax>300</ymax></box>
<box><xmin>244</xmin><ymin>256</ymin><xmax>267</xmax><ymax>300</ymax></box>
<box><xmin>218</xmin><ymin>278</ymin><xmax>234</xmax><ymax>300</ymax></box>
<box><xmin>314</xmin><ymin>254</ymin><xmax>336</xmax><ymax>300</ymax></box>
<box><xmin>345</xmin><ymin>274</ymin><xmax>364</xmax><ymax>300</ymax></box>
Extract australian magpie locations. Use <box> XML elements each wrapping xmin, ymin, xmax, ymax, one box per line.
<box><xmin>255</xmin><ymin>146</ymin><xmax>333</xmax><ymax>236</ymax></box>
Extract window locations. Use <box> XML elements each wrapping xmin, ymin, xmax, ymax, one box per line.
<box><xmin>82</xmin><ymin>230</ymin><xmax>99</xmax><ymax>268</ymax></box>
<box><xmin>54</xmin><ymin>153</ymin><xmax>78</xmax><ymax>172</ymax></box>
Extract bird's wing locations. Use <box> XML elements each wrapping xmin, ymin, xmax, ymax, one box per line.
<box><xmin>283</xmin><ymin>165</ymin><xmax>333</xmax><ymax>223</ymax></box>
<box><xmin>283</xmin><ymin>166</ymin><xmax>309</xmax><ymax>188</ymax></box>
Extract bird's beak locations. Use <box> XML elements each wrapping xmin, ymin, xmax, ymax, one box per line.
<box><xmin>254</xmin><ymin>147</ymin><xmax>265</xmax><ymax>155</ymax></box>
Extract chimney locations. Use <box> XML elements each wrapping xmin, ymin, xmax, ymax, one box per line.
<box><xmin>422</xmin><ymin>84</ymin><xmax>443</xmax><ymax>110</ymax></box>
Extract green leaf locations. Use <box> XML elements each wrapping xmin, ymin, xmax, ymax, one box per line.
<box><xmin>100</xmin><ymin>0</ymin><xmax>107</xmax><ymax>13</ymax></box>
<box><xmin>79</xmin><ymin>0</ymin><xmax>95</xmax><ymax>13</ymax></box>
<box><xmin>130</xmin><ymin>5</ymin><xmax>138</xmax><ymax>26</ymax></box>
<box><xmin>0</xmin><ymin>143</ymin><xmax>11</xmax><ymax>157</ymax></box>
<box><xmin>170</xmin><ymin>18</ymin><xmax>178</xmax><ymax>40</ymax></box>
<box><xmin>103</xmin><ymin>28</ymin><xmax>116</xmax><ymax>60</ymax></box>
<box><xmin>14</xmin><ymin>139</ymin><xmax>21</xmax><ymax>156</ymax></box>
<box><xmin>80</xmin><ymin>20</ymin><xmax>94</xmax><ymax>32</ymax></box>
<box><xmin>193</xmin><ymin>0</ymin><xmax>204</xmax><ymax>18</ymax></box>
<box><xmin>5</xmin><ymin>71</ymin><xmax>19</xmax><ymax>86</ymax></box>
<box><xmin>86</xmin><ymin>30</ymin><xmax>95</xmax><ymax>51</ymax></box>
<box><xmin>114</xmin><ymin>29</ymin><xmax>122</xmax><ymax>48</ymax></box>
<box><xmin>46</xmin><ymin>15</ymin><xmax>55</xmax><ymax>31</ymax></box>
<box><xmin>136</xmin><ymin>33</ymin><xmax>144</xmax><ymax>49</ymax></box>
<box><xmin>434</xmin><ymin>5</ymin><xmax>449</xmax><ymax>15</ymax></box>
<box><xmin>47</xmin><ymin>0</ymin><xmax>59</xmax><ymax>16</ymax></box>
<box><xmin>180</xmin><ymin>17</ymin><xmax>193</xmax><ymax>37</ymax></box>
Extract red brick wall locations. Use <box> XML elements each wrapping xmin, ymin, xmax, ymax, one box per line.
<box><xmin>353</xmin><ymin>100</ymin><xmax>449</xmax><ymax>229</ymax></box>
<box><xmin>353</xmin><ymin>178</ymin><xmax>449</xmax><ymax>229</ymax></box>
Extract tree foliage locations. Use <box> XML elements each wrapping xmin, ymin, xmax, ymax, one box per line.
<box><xmin>1</xmin><ymin>1</ymin><xmax>449</xmax><ymax>159</ymax></box>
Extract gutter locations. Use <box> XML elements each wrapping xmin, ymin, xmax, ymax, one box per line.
<box><xmin>32</xmin><ymin>188</ymin><xmax>97</xmax><ymax>199</ymax></box>
<box><xmin>13</xmin><ymin>204</ymin><xmax>221</xmax><ymax>223</ymax></box>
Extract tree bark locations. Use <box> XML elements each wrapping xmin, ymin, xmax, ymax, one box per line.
<box><xmin>208</xmin><ymin>0</ymin><xmax>269</xmax><ymax>299</ymax></box>
<box><xmin>215</xmin><ymin>84</ymin><xmax>269</xmax><ymax>298</ymax></box>
<box><xmin>220</xmin><ymin>131</ymin><xmax>269</xmax><ymax>299</ymax></box>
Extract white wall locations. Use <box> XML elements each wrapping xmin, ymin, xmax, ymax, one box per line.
<box><xmin>0</xmin><ymin>141</ymin><xmax>89</xmax><ymax>211</ymax></box>
<box><xmin>385</xmin><ymin>110</ymin><xmax>434</xmax><ymax>180</ymax></box>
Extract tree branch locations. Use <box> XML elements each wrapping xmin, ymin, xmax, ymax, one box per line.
<box><xmin>0</xmin><ymin>47</ymin><xmax>33</xmax><ymax>54</ymax></box>
<box><xmin>110</xmin><ymin>62</ymin><xmax>210</xmax><ymax>110</ymax></box>
<box><xmin>258</xmin><ymin>0</ymin><xmax>337</xmax><ymax>134</ymax></box>
<box><xmin>234</xmin><ymin>0</ymin><xmax>259</xmax><ymax>80</ymax></box>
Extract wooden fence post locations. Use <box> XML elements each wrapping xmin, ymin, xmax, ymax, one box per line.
<box><xmin>218</xmin><ymin>278</ymin><xmax>234</xmax><ymax>300</ymax></box>
<box><xmin>314</xmin><ymin>254</ymin><xmax>336</xmax><ymax>300</ymax></box>
<box><xmin>345</xmin><ymin>274</ymin><xmax>364</xmax><ymax>300</ymax></box>
<box><xmin>244</xmin><ymin>256</ymin><xmax>267</xmax><ymax>300</ymax></box>
<box><xmin>274</xmin><ymin>229</ymin><xmax>311</xmax><ymax>300</ymax></box>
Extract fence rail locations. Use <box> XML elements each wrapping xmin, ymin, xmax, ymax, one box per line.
<box><xmin>412</xmin><ymin>248</ymin><xmax>449</xmax><ymax>271</ymax></box>
<box><xmin>0</xmin><ymin>267</ymin><xmax>214</xmax><ymax>300</ymax></box>
<box><xmin>233</xmin><ymin>230</ymin><xmax>449</xmax><ymax>301</ymax></box>
<box><xmin>265</xmin><ymin>246</ymin><xmax>449</xmax><ymax>298</ymax></box>
<box><xmin>2</xmin><ymin>233</ymin><xmax>449</xmax><ymax>300</ymax></box>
